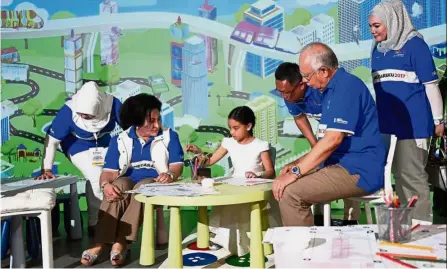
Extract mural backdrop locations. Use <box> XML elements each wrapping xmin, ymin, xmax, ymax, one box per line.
<box><xmin>1</xmin><ymin>0</ymin><xmax>446</xmax><ymax>203</ymax></box>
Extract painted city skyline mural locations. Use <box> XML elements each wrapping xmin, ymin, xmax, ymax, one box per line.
<box><xmin>1</xmin><ymin>0</ymin><xmax>446</xmax><ymax>195</ymax></box>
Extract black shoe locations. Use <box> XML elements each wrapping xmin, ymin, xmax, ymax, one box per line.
<box><xmin>88</xmin><ymin>226</ymin><xmax>95</xmax><ymax>237</ymax></box>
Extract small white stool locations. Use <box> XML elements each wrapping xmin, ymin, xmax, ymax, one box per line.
<box><xmin>1</xmin><ymin>188</ymin><xmax>56</xmax><ymax>268</ymax></box>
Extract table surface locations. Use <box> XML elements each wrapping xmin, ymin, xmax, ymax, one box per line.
<box><xmin>135</xmin><ymin>181</ymin><xmax>272</xmax><ymax>206</ymax></box>
<box><xmin>0</xmin><ymin>176</ymin><xmax>78</xmax><ymax>196</ymax></box>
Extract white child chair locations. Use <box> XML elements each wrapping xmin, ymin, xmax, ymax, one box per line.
<box><xmin>318</xmin><ymin>135</ymin><xmax>398</xmax><ymax>226</ymax></box>
<box><xmin>1</xmin><ymin>188</ymin><xmax>56</xmax><ymax>268</ymax></box>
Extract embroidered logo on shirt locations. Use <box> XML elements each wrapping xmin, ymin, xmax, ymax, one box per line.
<box><xmin>333</xmin><ymin>118</ymin><xmax>348</xmax><ymax>124</ymax></box>
<box><xmin>393</xmin><ymin>49</ymin><xmax>405</xmax><ymax>57</ymax></box>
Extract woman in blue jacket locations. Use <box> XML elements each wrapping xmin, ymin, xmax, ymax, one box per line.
<box><xmin>369</xmin><ymin>0</ymin><xmax>444</xmax><ymax>225</ymax></box>
<box><xmin>37</xmin><ymin>81</ymin><xmax>122</xmax><ymax>233</ymax></box>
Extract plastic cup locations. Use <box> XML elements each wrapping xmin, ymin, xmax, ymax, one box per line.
<box><xmin>375</xmin><ymin>205</ymin><xmax>414</xmax><ymax>243</ymax></box>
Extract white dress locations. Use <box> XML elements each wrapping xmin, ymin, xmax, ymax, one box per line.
<box><xmin>209</xmin><ymin>137</ymin><xmax>282</xmax><ymax>256</ymax></box>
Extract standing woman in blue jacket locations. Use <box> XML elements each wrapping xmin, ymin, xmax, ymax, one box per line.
<box><xmin>36</xmin><ymin>81</ymin><xmax>122</xmax><ymax>234</ymax></box>
<box><xmin>369</xmin><ymin>0</ymin><xmax>444</xmax><ymax>224</ymax></box>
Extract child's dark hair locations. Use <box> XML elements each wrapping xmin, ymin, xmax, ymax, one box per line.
<box><xmin>228</xmin><ymin>106</ymin><xmax>256</xmax><ymax>135</ymax></box>
<box><xmin>120</xmin><ymin>93</ymin><xmax>162</xmax><ymax>130</ymax></box>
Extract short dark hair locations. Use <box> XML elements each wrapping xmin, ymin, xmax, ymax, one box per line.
<box><xmin>275</xmin><ymin>62</ymin><xmax>302</xmax><ymax>85</ymax></box>
<box><xmin>228</xmin><ymin>106</ymin><xmax>256</xmax><ymax>135</ymax></box>
<box><xmin>120</xmin><ymin>93</ymin><xmax>162</xmax><ymax>130</ymax></box>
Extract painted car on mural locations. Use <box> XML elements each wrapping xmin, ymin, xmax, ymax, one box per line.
<box><xmin>1</xmin><ymin>10</ymin><xmax>44</xmax><ymax>29</ymax></box>
<box><xmin>148</xmin><ymin>74</ymin><xmax>169</xmax><ymax>94</ymax></box>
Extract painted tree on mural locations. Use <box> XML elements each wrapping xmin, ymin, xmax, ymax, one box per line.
<box><xmin>210</xmin><ymin>85</ymin><xmax>231</xmax><ymax>106</ymax></box>
<box><xmin>99</xmin><ymin>65</ymin><xmax>121</xmax><ymax>92</ymax></box>
<box><xmin>285</xmin><ymin>8</ymin><xmax>312</xmax><ymax>30</ymax></box>
<box><xmin>217</xmin><ymin>98</ymin><xmax>235</xmax><ymax>118</ymax></box>
<box><xmin>51</xmin><ymin>11</ymin><xmax>76</xmax><ymax>47</ymax></box>
<box><xmin>21</xmin><ymin>99</ymin><xmax>43</xmax><ymax>128</ymax></box>
<box><xmin>234</xmin><ymin>3</ymin><xmax>251</xmax><ymax>22</ymax></box>
<box><xmin>1</xmin><ymin>140</ymin><xmax>17</xmax><ymax>163</ymax></box>
<box><xmin>178</xmin><ymin>124</ymin><xmax>198</xmax><ymax>144</ymax></box>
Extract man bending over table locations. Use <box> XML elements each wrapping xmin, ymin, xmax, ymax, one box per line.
<box><xmin>273</xmin><ymin>42</ymin><xmax>386</xmax><ymax>226</ymax></box>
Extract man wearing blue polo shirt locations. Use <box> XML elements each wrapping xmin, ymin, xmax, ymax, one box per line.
<box><xmin>275</xmin><ymin>62</ymin><xmax>361</xmax><ymax>224</ymax></box>
<box><xmin>273</xmin><ymin>42</ymin><xmax>386</xmax><ymax>226</ymax></box>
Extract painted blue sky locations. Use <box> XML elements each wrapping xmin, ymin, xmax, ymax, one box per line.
<box><xmin>1</xmin><ymin>0</ymin><xmax>337</xmax><ymax>19</ymax></box>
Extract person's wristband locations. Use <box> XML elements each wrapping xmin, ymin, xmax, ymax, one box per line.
<box><xmin>434</xmin><ymin>119</ymin><xmax>444</xmax><ymax>125</ymax></box>
<box><xmin>166</xmin><ymin>172</ymin><xmax>175</xmax><ymax>181</ymax></box>
<box><xmin>100</xmin><ymin>182</ymin><xmax>111</xmax><ymax>192</ymax></box>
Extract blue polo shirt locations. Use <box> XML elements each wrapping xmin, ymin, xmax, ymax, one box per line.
<box><xmin>103</xmin><ymin>127</ymin><xmax>184</xmax><ymax>183</ymax></box>
<box><xmin>284</xmin><ymin>86</ymin><xmax>322</xmax><ymax>120</ymax></box>
<box><xmin>372</xmin><ymin>36</ymin><xmax>437</xmax><ymax>139</ymax></box>
<box><xmin>48</xmin><ymin>97</ymin><xmax>122</xmax><ymax>156</ymax></box>
<box><xmin>319</xmin><ymin>68</ymin><xmax>386</xmax><ymax>193</ymax></box>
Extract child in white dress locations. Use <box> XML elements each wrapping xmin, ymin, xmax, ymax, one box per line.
<box><xmin>186</xmin><ymin>106</ymin><xmax>281</xmax><ymax>256</ymax></box>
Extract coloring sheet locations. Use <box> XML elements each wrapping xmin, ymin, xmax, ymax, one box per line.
<box><xmin>126</xmin><ymin>182</ymin><xmax>219</xmax><ymax>197</ymax></box>
<box><xmin>265</xmin><ymin>225</ymin><xmax>446</xmax><ymax>268</ymax></box>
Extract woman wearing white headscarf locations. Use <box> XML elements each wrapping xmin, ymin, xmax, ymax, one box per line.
<box><xmin>36</xmin><ymin>81</ymin><xmax>123</xmax><ymax>233</ymax></box>
<box><xmin>369</xmin><ymin>0</ymin><xmax>443</xmax><ymax>225</ymax></box>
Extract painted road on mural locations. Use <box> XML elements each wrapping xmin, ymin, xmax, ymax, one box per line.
<box><xmin>7</xmin><ymin>63</ymin><xmax>292</xmax><ymax>160</ymax></box>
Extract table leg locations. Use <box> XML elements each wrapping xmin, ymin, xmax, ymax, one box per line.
<box><xmin>69</xmin><ymin>182</ymin><xmax>82</xmax><ymax>240</ymax></box>
<box><xmin>261</xmin><ymin>201</ymin><xmax>273</xmax><ymax>256</ymax></box>
<box><xmin>168</xmin><ymin>206</ymin><xmax>183</xmax><ymax>268</ymax></box>
<box><xmin>140</xmin><ymin>203</ymin><xmax>155</xmax><ymax>266</ymax></box>
<box><xmin>250</xmin><ymin>202</ymin><xmax>265</xmax><ymax>269</ymax></box>
<box><xmin>11</xmin><ymin>216</ymin><xmax>25</xmax><ymax>268</ymax></box>
<box><xmin>197</xmin><ymin>206</ymin><xmax>209</xmax><ymax>249</ymax></box>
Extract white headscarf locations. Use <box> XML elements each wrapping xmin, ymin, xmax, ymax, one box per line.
<box><xmin>370</xmin><ymin>0</ymin><xmax>423</xmax><ymax>54</ymax></box>
<box><xmin>69</xmin><ymin>81</ymin><xmax>114</xmax><ymax>133</ymax></box>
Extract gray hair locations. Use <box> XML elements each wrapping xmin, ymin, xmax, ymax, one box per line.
<box><xmin>301</xmin><ymin>42</ymin><xmax>339</xmax><ymax>71</ymax></box>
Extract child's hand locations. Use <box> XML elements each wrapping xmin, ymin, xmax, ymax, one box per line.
<box><xmin>245</xmin><ymin>171</ymin><xmax>258</xmax><ymax>178</ymax></box>
<box><xmin>186</xmin><ymin>144</ymin><xmax>202</xmax><ymax>154</ymax></box>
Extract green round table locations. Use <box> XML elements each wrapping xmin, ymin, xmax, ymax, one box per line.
<box><xmin>135</xmin><ymin>182</ymin><xmax>273</xmax><ymax>268</ymax></box>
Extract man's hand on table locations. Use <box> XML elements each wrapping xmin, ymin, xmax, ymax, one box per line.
<box><xmin>272</xmin><ymin>173</ymin><xmax>298</xmax><ymax>201</ymax></box>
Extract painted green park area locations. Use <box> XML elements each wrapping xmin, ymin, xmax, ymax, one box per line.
<box><xmin>1</xmin><ymin>28</ymin><xmax>305</xmax><ymax>181</ymax></box>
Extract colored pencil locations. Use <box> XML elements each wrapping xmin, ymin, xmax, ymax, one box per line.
<box><xmin>396</xmin><ymin>257</ymin><xmax>447</xmax><ymax>264</ymax></box>
<box><xmin>411</xmin><ymin>223</ymin><xmax>421</xmax><ymax>232</ymax></box>
<box><xmin>378</xmin><ymin>242</ymin><xmax>434</xmax><ymax>251</ymax></box>
<box><xmin>378</xmin><ymin>252</ymin><xmax>438</xmax><ymax>260</ymax></box>
<box><xmin>377</xmin><ymin>253</ymin><xmax>417</xmax><ymax>268</ymax></box>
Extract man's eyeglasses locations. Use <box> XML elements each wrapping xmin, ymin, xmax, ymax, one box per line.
<box><xmin>301</xmin><ymin>66</ymin><xmax>326</xmax><ymax>82</ymax></box>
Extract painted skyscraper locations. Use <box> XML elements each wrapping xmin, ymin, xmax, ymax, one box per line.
<box><xmin>246</xmin><ymin>95</ymin><xmax>278</xmax><ymax>145</ymax></box>
<box><xmin>311</xmin><ymin>13</ymin><xmax>335</xmax><ymax>45</ymax></box>
<box><xmin>338</xmin><ymin>0</ymin><xmax>380</xmax><ymax>71</ymax></box>
<box><xmin>198</xmin><ymin>0</ymin><xmax>218</xmax><ymax>72</ymax></box>
<box><xmin>170</xmin><ymin>16</ymin><xmax>190</xmax><ymax>86</ymax></box>
<box><xmin>181</xmin><ymin>35</ymin><xmax>209</xmax><ymax>119</ymax></box>
<box><xmin>161</xmin><ymin>103</ymin><xmax>175</xmax><ymax>130</ymax></box>
<box><xmin>99</xmin><ymin>0</ymin><xmax>119</xmax><ymax>65</ymax></box>
<box><xmin>429</xmin><ymin>0</ymin><xmax>446</xmax><ymax>26</ymax></box>
<box><xmin>64</xmin><ymin>30</ymin><xmax>83</xmax><ymax>96</ymax></box>
<box><xmin>244</xmin><ymin>0</ymin><xmax>284</xmax><ymax>78</ymax></box>
<box><xmin>1</xmin><ymin>100</ymin><xmax>18</xmax><ymax>145</ymax></box>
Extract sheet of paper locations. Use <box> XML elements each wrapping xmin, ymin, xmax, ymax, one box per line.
<box><xmin>217</xmin><ymin>176</ymin><xmax>273</xmax><ymax>186</ymax></box>
<box><xmin>269</xmin><ymin>225</ymin><xmax>447</xmax><ymax>268</ymax></box>
<box><xmin>126</xmin><ymin>183</ymin><xmax>219</xmax><ymax>197</ymax></box>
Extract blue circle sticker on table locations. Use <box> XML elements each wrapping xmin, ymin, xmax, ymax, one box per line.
<box><xmin>183</xmin><ymin>252</ymin><xmax>218</xmax><ymax>266</ymax></box>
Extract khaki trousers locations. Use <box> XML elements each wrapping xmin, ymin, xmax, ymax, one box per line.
<box><xmin>279</xmin><ymin>165</ymin><xmax>368</xmax><ymax>226</ymax></box>
<box><xmin>94</xmin><ymin>177</ymin><xmax>154</xmax><ymax>243</ymax></box>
